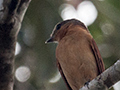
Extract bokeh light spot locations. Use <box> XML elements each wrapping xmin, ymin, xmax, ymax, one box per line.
<box><xmin>23</xmin><ymin>26</ymin><xmax>35</xmax><ymax>46</ymax></box>
<box><xmin>101</xmin><ymin>23</ymin><xmax>114</xmax><ymax>35</ymax></box>
<box><xmin>60</xmin><ymin>4</ymin><xmax>79</xmax><ymax>20</ymax></box>
<box><xmin>60</xmin><ymin>1</ymin><xmax>98</xmax><ymax>26</ymax></box>
<box><xmin>15</xmin><ymin>66</ymin><xmax>31</xmax><ymax>82</ymax></box>
<box><xmin>98</xmin><ymin>44</ymin><xmax>113</xmax><ymax>58</ymax></box>
<box><xmin>77</xmin><ymin>1</ymin><xmax>98</xmax><ymax>26</ymax></box>
<box><xmin>49</xmin><ymin>71</ymin><xmax>61</xmax><ymax>83</ymax></box>
<box><xmin>15</xmin><ymin>42</ymin><xmax>21</xmax><ymax>55</ymax></box>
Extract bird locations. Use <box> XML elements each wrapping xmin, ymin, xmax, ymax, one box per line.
<box><xmin>45</xmin><ymin>19</ymin><xmax>105</xmax><ymax>90</ymax></box>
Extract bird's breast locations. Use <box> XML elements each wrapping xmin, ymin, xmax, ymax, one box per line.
<box><xmin>56</xmin><ymin>35</ymin><xmax>98</xmax><ymax>90</ymax></box>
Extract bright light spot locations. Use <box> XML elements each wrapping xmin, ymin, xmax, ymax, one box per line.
<box><xmin>77</xmin><ymin>1</ymin><xmax>98</xmax><ymax>26</ymax></box>
<box><xmin>98</xmin><ymin>44</ymin><xmax>113</xmax><ymax>58</ymax></box>
<box><xmin>101</xmin><ymin>23</ymin><xmax>114</xmax><ymax>35</ymax></box>
<box><xmin>60</xmin><ymin>4</ymin><xmax>79</xmax><ymax>20</ymax></box>
<box><xmin>60</xmin><ymin>1</ymin><xmax>98</xmax><ymax>26</ymax></box>
<box><xmin>113</xmin><ymin>81</ymin><xmax>120</xmax><ymax>90</ymax></box>
<box><xmin>15</xmin><ymin>42</ymin><xmax>21</xmax><ymax>55</ymax></box>
<box><xmin>15</xmin><ymin>66</ymin><xmax>31</xmax><ymax>82</ymax></box>
<box><xmin>49</xmin><ymin>71</ymin><xmax>61</xmax><ymax>83</ymax></box>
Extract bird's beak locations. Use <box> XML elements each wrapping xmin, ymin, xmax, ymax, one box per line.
<box><xmin>45</xmin><ymin>37</ymin><xmax>54</xmax><ymax>43</ymax></box>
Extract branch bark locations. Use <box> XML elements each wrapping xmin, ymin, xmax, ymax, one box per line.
<box><xmin>79</xmin><ymin>60</ymin><xmax>120</xmax><ymax>90</ymax></box>
<box><xmin>0</xmin><ymin>0</ymin><xmax>31</xmax><ymax>90</ymax></box>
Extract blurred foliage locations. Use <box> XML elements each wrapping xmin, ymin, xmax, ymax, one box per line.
<box><xmin>14</xmin><ymin>0</ymin><xmax>120</xmax><ymax>90</ymax></box>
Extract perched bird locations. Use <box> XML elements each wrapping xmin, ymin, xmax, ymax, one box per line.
<box><xmin>45</xmin><ymin>19</ymin><xmax>105</xmax><ymax>90</ymax></box>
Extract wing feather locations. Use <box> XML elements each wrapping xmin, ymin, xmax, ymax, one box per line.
<box><xmin>56</xmin><ymin>59</ymin><xmax>72</xmax><ymax>90</ymax></box>
<box><xmin>90</xmin><ymin>39</ymin><xmax>105</xmax><ymax>74</ymax></box>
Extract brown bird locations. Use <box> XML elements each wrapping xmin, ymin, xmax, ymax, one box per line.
<box><xmin>46</xmin><ymin>19</ymin><xmax>105</xmax><ymax>90</ymax></box>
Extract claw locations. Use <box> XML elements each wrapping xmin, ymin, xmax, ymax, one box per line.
<box><xmin>84</xmin><ymin>80</ymin><xmax>90</xmax><ymax>89</ymax></box>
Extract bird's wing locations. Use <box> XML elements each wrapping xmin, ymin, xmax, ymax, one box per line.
<box><xmin>90</xmin><ymin>39</ymin><xmax>105</xmax><ymax>74</ymax></box>
<box><xmin>56</xmin><ymin>59</ymin><xmax>72</xmax><ymax>90</ymax></box>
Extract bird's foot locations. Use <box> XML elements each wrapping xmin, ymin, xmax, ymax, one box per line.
<box><xmin>84</xmin><ymin>80</ymin><xmax>90</xmax><ymax>89</ymax></box>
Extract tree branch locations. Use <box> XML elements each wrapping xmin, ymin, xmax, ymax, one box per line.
<box><xmin>0</xmin><ymin>0</ymin><xmax>31</xmax><ymax>90</ymax></box>
<box><xmin>80</xmin><ymin>60</ymin><xmax>120</xmax><ymax>90</ymax></box>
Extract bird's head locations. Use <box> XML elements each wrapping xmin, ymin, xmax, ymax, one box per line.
<box><xmin>45</xmin><ymin>19</ymin><xmax>87</xmax><ymax>43</ymax></box>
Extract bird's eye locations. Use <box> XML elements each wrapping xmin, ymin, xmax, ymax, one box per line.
<box><xmin>56</xmin><ymin>24</ymin><xmax>61</xmax><ymax>30</ymax></box>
